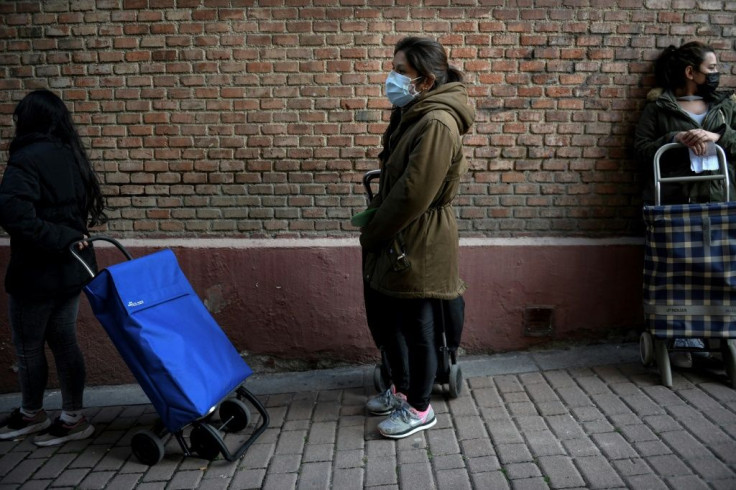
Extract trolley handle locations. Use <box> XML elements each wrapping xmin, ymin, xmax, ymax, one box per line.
<box><xmin>362</xmin><ymin>169</ymin><xmax>381</xmax><ymax>201</ymax></box>
<box><xmin>69</xmin><ymin>235</ymin><xmax>132</xmax><ymax>279</ymax></box>
<box><xmin>653</xmin><ymin>142</ymin><xmax>730</xmax><ymax>205</ymax></box>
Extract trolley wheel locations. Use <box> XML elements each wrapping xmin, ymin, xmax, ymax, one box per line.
<box><xmin>721</xmin><ymin>339</ymin><xmax>736</xmax><ymax>389</ymax></box>
<box><xmin>654</xmin><ymin>338</ymin><xmax>672</xmax><ymax>388</ymax></box>
<box><xmin>640</xmin><ymin>332</ymin><xmax>655</xmax><ymax>367</ymax></box>
<box><xmin>190</xmin><ymin>425</ymin><xmax>222</xmax><ymax>461</ymax></box>
<box><xmin>131</xmin><ymin>430</ymin><xmax>165</xmax><ymax>466</ymax></box>
<box><xmin>219</xmin><ymin>398</ymin><xmax>251</xmax><ymax>433</ymax></box>
<box><xmin>448</xmin><ymin>364</ymin><xmax>463</xmax><ymax>399</ymax></box>
<box><xmin>373</xmin><ymin>364</ymin><xmax>390</xmax><ymax>393</ymax></box>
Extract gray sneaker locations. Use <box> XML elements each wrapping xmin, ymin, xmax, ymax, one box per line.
<box><xmin>377</xmin><ymin>403</ymin><xmax>436</xmax><ymax>439</ymax></box>
<box><xmin>366</xmin><ymin>387</ymin><xmax>405</xmax><ymax>416</ymax></box>
<box><xmin>0</xmin><ymin>408</ymin><xmax>51</xmax><ymax>440</ymax></box>
<box><xmin>33</xmin><ymin>416</ymin><xmax>94</xmax><ymax>447</ymax></box>
<box><xmin>670</xmin><ymin>351</ymin><xmax>693</xmax><ymax>369</ymax></box>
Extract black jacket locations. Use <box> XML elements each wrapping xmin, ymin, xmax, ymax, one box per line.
<box><xmin>0</xmin><ymin>135</ymin><xmax>96</xmax><ymax>299</ymax></box>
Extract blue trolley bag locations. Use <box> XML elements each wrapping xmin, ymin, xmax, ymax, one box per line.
<box><xmin>71</xmin><ymin>237</ymin><xmax>269</xmax><ymax>465</ymax></box>
<box><xmin>83</xmin><ymin>247</ymin><xmax>251</xmax><ymax>433</ymax></box>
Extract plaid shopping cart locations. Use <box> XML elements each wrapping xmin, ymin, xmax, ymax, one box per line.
<box><xmin>640</xmin><ymin>143</ymin><xmax>736</xmax><ymax>388</ymax></box>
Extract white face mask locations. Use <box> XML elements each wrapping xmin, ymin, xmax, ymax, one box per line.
<box><xmin>385</xmin><ymin>71</ymin><xmax>421</xmax><ymax>107</ymax></box>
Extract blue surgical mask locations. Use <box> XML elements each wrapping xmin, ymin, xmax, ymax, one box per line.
<box><xmin>385</xmin><ymin>71</ymin><xmax>421</xmax><ymax>107</ymax></box>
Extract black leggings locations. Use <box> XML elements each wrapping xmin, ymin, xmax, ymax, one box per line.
<box><xmin>380</xmin><ymin>295</ymin><xmax>438</xmax><ymax>412</ymax></box>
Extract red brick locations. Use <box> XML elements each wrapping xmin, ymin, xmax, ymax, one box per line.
<box><xmin>0</xmin><ymin>3</ymin><xmax>708</xmax><ymax>238</ymax></box>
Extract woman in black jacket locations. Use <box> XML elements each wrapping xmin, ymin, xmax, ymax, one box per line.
<box><xmin>0</xmin><ymin>90</ymin><xmax>106</xmax><ymax>446</ymax></box>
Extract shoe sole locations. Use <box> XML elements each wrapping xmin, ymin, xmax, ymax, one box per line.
<box><xmin>33</xmin><ymin>424</ymin><xmax>95</xmax><ymax>447</ymax></box>
<box><xmin>379</xmin><ymin>415</ymin><xmax>437</xmax><ymax>439</ymax></box>
<box><xmin>0</xmin><ymin>418</ymin><xmax>51</xmax><ymax>441</ymax></box>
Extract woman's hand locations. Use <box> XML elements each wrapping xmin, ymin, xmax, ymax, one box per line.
<box><xmin>675</xmin><ymin>129</ymin><xmax>721</xmax><ymax>155</ymax></box>
<box><xmin>77</xmin><ymin>235</ymin><xmax>90</xmax><ymax>250</ymax></box>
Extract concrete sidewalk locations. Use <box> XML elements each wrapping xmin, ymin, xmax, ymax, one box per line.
<box><xmin>0</xmin><ymin>342</ymin><xmax>734</xmax><ymax>489</ymax></box>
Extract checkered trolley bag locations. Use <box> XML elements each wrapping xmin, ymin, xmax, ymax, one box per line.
<box><xmin>640</xmin><ymin>143</ymin><xmax>736</xmax><ymax>389</ymax></box>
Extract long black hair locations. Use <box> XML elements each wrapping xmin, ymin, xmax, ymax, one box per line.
<box><xmin>379</xmin><ymin>37</ymin><xmax>464</xmax><ymax>163</ymax></box>
<box><xmin>10</xmin><ymin>90</ymin><xmax>106</xmax><ymax>227</ymax></box>
<box><xmin>654</xmin><ymin>41</ymin><xmax>715</xmax><ymax>90</ymax></box>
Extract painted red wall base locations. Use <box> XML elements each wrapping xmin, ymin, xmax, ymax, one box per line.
<box><xmin>0</xmin><ymin>238</ymin><xmax>643</xmax><ymax>393</ymax></box>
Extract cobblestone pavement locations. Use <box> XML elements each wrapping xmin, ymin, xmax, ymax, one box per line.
<box><xmin>0</xmin><ymin>343</ymin><xmax>735</xmax><ymax>489</ymax></box>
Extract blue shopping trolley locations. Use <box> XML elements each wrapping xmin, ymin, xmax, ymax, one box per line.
<box><xmin>71</xmin><ymin>237</ymin><xmax>269</xmax><ymax>465</ymax></box>
<box><xmin>640</xmin><ymin>143</ymin><xmax>736</xmax><ymax>388</ymax></box>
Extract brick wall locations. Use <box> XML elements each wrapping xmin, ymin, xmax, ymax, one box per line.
<box><xmin>1</xmin><ymin>1</ymin><xmax>734</xmax><ymax>238</ymax></box>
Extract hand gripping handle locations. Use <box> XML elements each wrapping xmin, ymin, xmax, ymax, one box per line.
<box><xmin>69</xmin><ymin>235</ymin><xmax>133</xmax><ymax>279</ymax></box>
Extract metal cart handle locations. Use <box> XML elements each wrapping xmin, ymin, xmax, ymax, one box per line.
<box><xmin>653</xmin><ymin>142</ymin><xmax>730</xmax><ymax>205</ymax></box>
<box><xmin>69</xmin><ymin>235</ymin><xmax>133</xmax><ymax>279</ymax></box>
<box><xmin>362</xmin><ymin>169</ymin><xmax>381</xmax><ymax>201</ymax></box>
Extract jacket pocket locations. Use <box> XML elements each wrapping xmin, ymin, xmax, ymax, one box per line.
<box><xmin>387</xmin><ymin>233</ymin><xmax>410</xmax><ymax>273</ymax></box>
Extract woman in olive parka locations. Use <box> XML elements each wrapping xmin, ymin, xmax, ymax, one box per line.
<box><xmin>359</xmin><ymin>37</ymin><xmax>475</xmax><ymax>439</ymax></box>
<box><xmin>634</xmin><ymin>41</ymin><xmax>736</xmax><ymax>205</ymax></box>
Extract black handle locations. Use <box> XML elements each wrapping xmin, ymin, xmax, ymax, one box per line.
<box><xmin>69</xmin><ymin>235</ymin><xmax>133</xmax><ymax>279</ymax></box>
<box><xmin>362</xmin><ymin>169</ymin><xmax>381</xmax><ymax>201</ymax></box>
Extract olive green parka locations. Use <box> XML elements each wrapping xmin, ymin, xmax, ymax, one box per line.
<box><xmin>634</xmin><ymin>88</ymin><xmax>736</xmax><ymax>204</ymax></box>
<box><xmin>360</xmin><ymin>82</ymin><xmax>475</xmax><ymax>300</ymax></box>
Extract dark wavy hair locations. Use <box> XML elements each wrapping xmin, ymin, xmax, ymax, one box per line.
<box><xmin>379</xmin><ymin>37</ymin><xmax>464</xmax><ymax>163</ymax></box>
<box><xmin>654</xmin><ymin>41</ymin><xmax>715</xmax><ymax>90</ymax></box>
<box><xmin>10</xmin><ymin>90</ymin><xmax>106</xmax><ymax>227</ymax></box>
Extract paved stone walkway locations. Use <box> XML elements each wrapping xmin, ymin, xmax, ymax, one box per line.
<box><xmin>0</xmin><ymin>343</ymin><xmax>735</xmax><ymax>489</ymax></box>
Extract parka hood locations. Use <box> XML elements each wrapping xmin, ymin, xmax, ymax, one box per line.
<box><xmin>646</xmin><ymin>87</ymin><xmax>664</xmax><ymax>102</ymax></box>
<box><xmin>401</xmin><ymin>82</ymin><xmax>475</xmax><ymax>135</ymax></box>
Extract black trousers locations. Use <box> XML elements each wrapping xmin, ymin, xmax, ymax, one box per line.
<box><xmin>365</xmin><ymin>290</ymin><xmax>436</xmax><ymax>412</ymax></box>
<box><xmin>365</xmin><ymin>283</ymin><xmax>466</xmax><ymax>411</ymax></box>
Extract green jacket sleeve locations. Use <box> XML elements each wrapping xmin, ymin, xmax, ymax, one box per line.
<box><xmin>633</xmin><ymin>103</ymin><xmax>678</xmax><ymax>166</ymax></box>
<box><xmin>360</xmin><ymin>119</ymin><xmax>454</xmax><ymax>251</ymax></box>
<box><xmin>715</xmin><ymin>98</ymin><xmax>736</xmax><ymax>161</ymax></box>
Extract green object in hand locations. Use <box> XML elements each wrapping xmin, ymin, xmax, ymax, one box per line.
<box><xmin>351</xmin><ymin>208</ymin><xmax>377</xmax><ymax>227</ymax></box>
